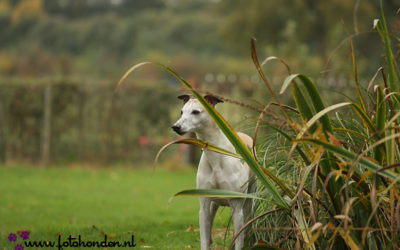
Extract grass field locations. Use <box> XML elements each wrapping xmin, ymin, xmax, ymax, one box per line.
<box><xmin>0</xmin><ymin>166</ymin><xmax>231</xmax><ymax>249</ymax></box>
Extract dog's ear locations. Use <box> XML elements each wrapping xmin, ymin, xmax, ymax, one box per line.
<box><xmin>204</xmin><ymin>95</ymin><xmax>224</xmax><ymax>107</ymax></box>
<box><xmin>177</xmin><ymin>94</ymin><xmax>191</xmax><ymax>104</ymax></box>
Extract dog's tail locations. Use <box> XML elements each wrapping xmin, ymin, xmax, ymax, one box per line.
<box><xmin>242</xmin><ymin>175</ymin><xmax>257</xmax><ymax>247</ymax></box>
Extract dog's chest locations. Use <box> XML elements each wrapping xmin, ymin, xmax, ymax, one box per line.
<box><xmin>197</xmin><ymin>150</ymin><xmax>248</xmax><ymax>192</ymax></box>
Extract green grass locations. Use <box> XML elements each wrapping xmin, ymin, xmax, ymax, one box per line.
<box><xmin>0</xmin><ymin>166</ymin><xmax>231</xmax><ymax>249</ymax></box>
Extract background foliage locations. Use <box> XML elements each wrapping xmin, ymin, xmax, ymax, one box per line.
<box><xmin>0</xmin><ymin>0</ymin><xmax>399</xmax><ymax>166</ymax></box>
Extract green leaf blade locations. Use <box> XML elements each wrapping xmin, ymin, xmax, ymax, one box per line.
<box><xmin>174</xmin><ymin>189</ymin><xmax>263</xmax><ymax>200</ymax></box>
<box><xmin>297</xmin><ymin>138</ymin><xmax>399</xmax><ymax>182</ymax></box>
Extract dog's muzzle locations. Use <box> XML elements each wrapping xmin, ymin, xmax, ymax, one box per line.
<box><xmin>171</xmin><ymin>125</ymin><xmax>185</xmax><ymax>135</ymax></box>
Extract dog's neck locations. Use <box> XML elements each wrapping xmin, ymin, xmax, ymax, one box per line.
<box><xmin>195</xmin><ymin>123</ymin><xmax>228</xmax><ymax>147</ymax></box>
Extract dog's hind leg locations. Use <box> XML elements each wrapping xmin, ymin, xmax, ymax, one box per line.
<box><xmin>242</xmin><ymin>177</ymin><xmax>257</xmax><ymax>246</ymax></box>
<box><xmin>244</xmin><ymin>176</ymin><xmax>257</xmax><ymax>222</ymax></box>
<box><xmin>230</xmin><ymin>200</ymin><xmax>245</xmax><ymax>250</ymax></box>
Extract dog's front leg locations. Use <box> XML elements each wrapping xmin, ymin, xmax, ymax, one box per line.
<box><xmin>199</xmin><ymin>197</ymin><xmax>213</xmax><ymax>250</ymax></box>
<box><xmin>231</xmin><ymin>200</ymin><xmax>245</xmax><ymax>250</ymax></box>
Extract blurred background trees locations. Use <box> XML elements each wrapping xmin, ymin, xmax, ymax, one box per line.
<box><xmin>0</xmin><ymin>0</ymin><xmax>398</xmax><ymax>165</ymax></box>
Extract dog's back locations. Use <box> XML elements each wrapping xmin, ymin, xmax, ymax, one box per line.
<box><xmin>237</xmin><ymin>132</ymin><xmax>253</xmax><ymax>148</ymax></box>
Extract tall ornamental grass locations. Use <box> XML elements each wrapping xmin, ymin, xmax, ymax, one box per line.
<box><xmin>118</xmin><ymin>5</ymin><xmax>400</xmax><ymax>249</ymax></box>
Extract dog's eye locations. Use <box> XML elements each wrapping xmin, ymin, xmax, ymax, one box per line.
<box><xmin>191</xmin><ymin>110</ymin><xmax>200</xmax><ymax>115</ymax></box>
<box><xmin>180</xmin><ymin>110</ymin><xmax>183</xmax><ymax>115</ymax></box>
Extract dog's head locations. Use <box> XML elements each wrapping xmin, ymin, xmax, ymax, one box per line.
<box><xmin>171</xmin><ymin>94</ymin><xmax>223</xmax><ymax>135</ymax></box>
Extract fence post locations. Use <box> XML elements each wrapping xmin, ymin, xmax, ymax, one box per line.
<box><xmin>0</xmin><ymin>89</ymin><xmax>6</xmax><ymax>164</ymax></box>
<box><xmin>40</xmin><ymin>84</ymin><xmax>52</xmax><ymax>166</ymax></box>
<box><xmin>78</xmin><ymin>89</ymin><xmax>86</xmax><ymax>161</ymax></box>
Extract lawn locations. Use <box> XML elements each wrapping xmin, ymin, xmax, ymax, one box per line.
<box><xmin>0</xmin><ymin>166</ymin><xmax>231</xmax><ymax>249</ymax></box>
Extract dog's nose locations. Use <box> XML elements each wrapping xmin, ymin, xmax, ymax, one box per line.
<box><xmin>171</xmin><ymin>125</ymin><xmax>181</xmax><ymax>133</ymax></box>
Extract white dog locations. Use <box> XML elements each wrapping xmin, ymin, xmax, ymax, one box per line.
<box><xmin>172</xmin><ymin>94</ymin><xmax>254</xmax><ymax>250</ymax></box>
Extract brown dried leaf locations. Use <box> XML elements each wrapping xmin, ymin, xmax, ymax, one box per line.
<box><xmin>185</xmin><ymin>225</ymin><xmax>195</xmax><ymax>232</ymax></box>
<box><xmin>358</xmin><ymin>171</ymin><xmax>373</xmax><ymax>185</ymax></box>
<box><xmin>311</xmin><ymin>222</ymin><xmax>323</xmax><ymax>232</ymax></box>
<box><xmin>328</xmin><ymin>132</ymin><xmax>341</xmax><ymax>147</ymax></box>
<box><xmin>334</xmin><ymin>215</ymin><xmax>352</xmax><ymax>223</ymax></box>
<box><xmin>17</xmin><ymin>230</ymin><xmax>30</xmax><ymax>235</ymax></box>
<box><xmin>256</xmin><ymin>240</ymin><xmax>268</xmax><ymax>245</ymax></box>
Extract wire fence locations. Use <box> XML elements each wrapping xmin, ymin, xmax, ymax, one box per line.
<box><xmin>0</xmin><ymin>80</ymin><xmax>179</xmax><ymax>166</ymax></box>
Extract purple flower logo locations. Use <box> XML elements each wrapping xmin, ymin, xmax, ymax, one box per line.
<box><xmin>15</xmin><ymin>244</ymin><xmax>24</xmax><ymax>250</ymax></box>
<box><xmin>8</xmin><ymin>233</ymin><xmax>17</xmax><ymax>242</ymax></box>
<box><xmin>20</xmin><ymin>231</ymin><xmax>30</xmax><ymax>240</ymax></box>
